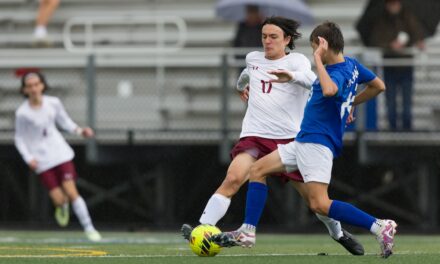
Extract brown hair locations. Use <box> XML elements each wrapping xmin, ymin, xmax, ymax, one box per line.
<box><xmin>20</xmin><ymin>71</ymin><xmax>49</xmax><ymax>97</ymax></box>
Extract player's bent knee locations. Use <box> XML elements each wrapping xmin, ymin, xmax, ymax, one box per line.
<box><xmin>51</xmin><ymin>196</ymin><xmax>66</xmax><ymax>207</ymax></box>
<box><xmin>249</xmin><ymin>164</ymin><xmax>265</xmax><ymax>181</ymax></box>
<box><xmin>66</xmin><ymin>192</ymin><xmax>79</xmax><ymax>202</ymax></box>
<box><xmin>308</xmin><ymin>199</ymin><xmax>328</xmax><ymax>215</ymax></box>
<box><xmin>221</xmin><ymin>172</ymin><xmax>246</xmax><ymax>194</ymax></box>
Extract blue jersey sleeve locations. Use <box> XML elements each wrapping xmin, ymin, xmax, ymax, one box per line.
<box><xmin>329</xmin><ymin>71</ymin><xmax>345</xmax><ymax>97</ymax></box>
<box><xmin>356</xmin><ymin>60</ymin><xmax>376</xmax><ymax>84</ymax></box>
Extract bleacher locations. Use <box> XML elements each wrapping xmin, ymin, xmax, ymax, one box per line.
<box><xmin>0</xmin><ymin>0</ymin><xmax>439</xmax><ymax>142</ymax></box>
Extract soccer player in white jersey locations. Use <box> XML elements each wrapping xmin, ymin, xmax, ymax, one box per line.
<box><xmin>14</xmin><ymin>71</ymin><xmax>101</xmax><ymax>242</ymax></box>
<box><xmin>182</xmin><ymin>17</ymin><xmax>364</xmax><ymax>255</ymax></box>
<box><xmin>213</xmin><ymin>22</ymin><xmax>397</xmax><ymax>258</ymax></box>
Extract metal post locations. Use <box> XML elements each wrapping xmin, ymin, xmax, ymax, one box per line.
<box><xmin>28</xmin><ymin>170</ymin><xmax>38</xmax><ymax>223</ymax></box>
<box><xmin>86</xmin><ymin>54</ymin><xmax>98</xmax><ymax>163</ymax></box>
<box><xmin>357</xmin><ymin>103</ymin><xmax>368</xmax><ymax>164</ymax></box>
<box><xmin>219</xmin><ymin>53</ymin><xmax>230</xmax><ymax>164</ymax></box>
<box><xmin>418</xmin><ymin>163</ymin><xmax>428</xmax><ymax>229</ymax></box>
<box><xmin>419</xmin><ymin>162</ymin><xmax>438</xmax><ymax>229</ymax></box>
<box><xmin>357</xmin><ymin>50</ymin><xmax>377</xmax><ymax>165</ymax></box>
<box><xmin>429</xmin><ymin>163</ymin><xmax>438</xmax><ymax>228</ymax></box>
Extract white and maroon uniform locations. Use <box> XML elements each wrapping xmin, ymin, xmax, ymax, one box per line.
<box><xmin>14</xmin><ymin>95</ymin><xmax>78</xmax><ymax>174</ymax></box>
<box><xmin>240</xmin><ymin>51</ymin><xmax>316</xmax><ymax>139</ymax></box>
<box><xmin>232</xmin><ymin>51</ymin><xmax>316</xmax><ymax>182</ymax></box>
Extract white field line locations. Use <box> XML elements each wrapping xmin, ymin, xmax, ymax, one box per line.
<box><xmin>1</xmin><ymin>251</ymin><xmax>437</xmax><ymax>258</ymax></box>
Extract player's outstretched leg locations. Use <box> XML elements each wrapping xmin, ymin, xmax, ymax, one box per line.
<box><xmin>375</xmin><ymin>219</ymin><xmax>397</xmax><ymax>258</ymax></box>
<box><xmin>315</xmin><ymin>213</ymin><xmax>364</xmax><ymax>255</ymax></box>
<box><xmin>211</xmin><ymin>224</ymin><xmax>256</xmax><ymax>248</ymax></box>
<box><xmin>333</xmin><ymin>229</ymin><xmax>364</xmax><ymax>255</ymax></box>
<box><xmin>72</xmin><ymin>196</ymin><xmax>102</xmax><ymax>242</ymax></box>
<box><xmin>181</xmin><ymin>224</ymin><xmax>193</xmax><ymax>241</ymax></box>
<box><xmin>327</xmin><ymin>200</ymin><xmax>397</xmax><ymax>258</ymax></box>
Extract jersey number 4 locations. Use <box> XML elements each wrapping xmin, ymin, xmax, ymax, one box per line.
<box><xmin>261</xmin><ymin>80</ymin><xmax>272</xmax><ymax>93</ymax></box>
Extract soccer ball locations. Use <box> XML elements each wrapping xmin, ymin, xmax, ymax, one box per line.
<box><xmin>189</xmin><ymin>224</ymin><xmax>222</xmax><ymax>257</ymax></box>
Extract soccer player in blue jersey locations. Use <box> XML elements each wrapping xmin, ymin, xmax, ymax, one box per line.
<box><xmin>212</xmin><ymin>22</ymin><xmax>397</xmax><ymax>258</ymax></box>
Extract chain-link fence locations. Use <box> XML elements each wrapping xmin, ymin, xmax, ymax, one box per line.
<box><xmin>2</xmin><ymin>48</ymin><xmax>440</xmax><ymax>136</ymax></box>
<box><xmin>1</xmin><ymin>47</ymin><xmax>440</xmax><ymax>228</ymax></box>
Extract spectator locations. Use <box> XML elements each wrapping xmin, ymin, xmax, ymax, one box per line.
<box><xmin>233</xmin><ymin>5</ymin><xmax>263</xmax><ymax>48</ymax></box>
<box><xmin>368</xmin><ymin>0</ymin><xmax>425</xmax><ymax>131</ymax></box>
<box><xmin>33</xmin><ymin>0</ymin><xmax>60</xmax><ymax>43</ymax></box>
<box><xmin>233</xmin><ymin>5</ymin><xmax>263</xmax><ymax>71</ymax></box>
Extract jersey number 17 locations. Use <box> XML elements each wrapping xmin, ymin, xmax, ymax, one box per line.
<box><xmin>260</xmin><ymin>80</ymin><xmax>272</xmax><ymax>94</ymax></box>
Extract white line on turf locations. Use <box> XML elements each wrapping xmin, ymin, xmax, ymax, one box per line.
<box><xmin>13</xmin><ymin>251</ymin><xmax>434</xmax><ymax>258</ymax></box>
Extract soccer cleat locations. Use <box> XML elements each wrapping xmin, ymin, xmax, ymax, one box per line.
<box><xmin>376</xmin><ymin>219</ymin><xmax>397</xmax><ymax>258</ymax></box>
<box><xmin>210</xmin><ymin>229</ymin><xmax>256</xmax><ymax>248</ymax></box>
<box><xmin>85</xmin><ymin>230</ymin><xmax>102</xmax><ymax>242</ymax></box>
<box><xmin>333</xmin><ymin>229</ymin><xmax>365</xmax><ymax>255</ymax></box>
<box><xmin>181</xmin><ymin>223</ymin><xmax>193</xmax><ymax>241</ymax></box>
<box><xmin>54</xmin><ymin>204</ymin><xmax>70</xmax><ymax>227</ymax></box>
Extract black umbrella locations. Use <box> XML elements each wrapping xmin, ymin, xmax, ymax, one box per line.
<box><xmin>356</xmin><ymin>0</ymin><xmax>440</xmax><ymax>46</ymax></box>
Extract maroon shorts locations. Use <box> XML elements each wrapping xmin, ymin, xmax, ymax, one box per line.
<box><xmin>230</xmin><ymin>136</ymin><xmax>303</xmax><ymax>182</ymax></box>
<box><xmin>38</xmin><ymin>161</ymin><xmax>78</xmax><ymax>190</ymax></box>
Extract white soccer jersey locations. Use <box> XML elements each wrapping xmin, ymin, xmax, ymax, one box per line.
<box><xmin>240</xmin><ymin>51</ymin><xmax>316</xmax><ymax>139</ymax></box>
<box><xmin>14</xmin><ymin>95</ymin><xmax>79</xmax><ymax>174</ymax></box>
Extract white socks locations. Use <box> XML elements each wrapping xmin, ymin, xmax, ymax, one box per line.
<box><xmin>33</xmin><ymin>26</ymin><xmax>47</xmax><ymax>39</ymax></box>
<box><xmin>315</xmin><ymin>213</ymin><xmax>343</xmax><ymax>240</ymax></box>
<box><xmin>199</xmin><ymin>193</ymin><xmax>231</xmax><ymax>225</ymax></box>
<box><xmin>370</xmin><ymin>219</ymin><xmax>383</xmax><ymax>236</ymax></box>
<box><xmin>240</xmin><ymin>223</ymin><xmax>256</xmax><ymax>233</ymax></box>
<box><xmin>72</xmin><ymin>196</ymin><xmax>96</xmax><ymax>232</ymax></box>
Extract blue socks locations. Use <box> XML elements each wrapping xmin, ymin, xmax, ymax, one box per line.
<box><xmin>328</xmin><ymin>200</ymin><xmax>376</xmax><ymax>230</ymax></box>
<box><xmin>243</xmin><ymin>184</ymin><xmax>376</xmax><ymax>231</ymax></box>
<box><xmin>244</xmin><ymin>182</ymin><xmax>268</xmax><ymax>227</ymax></box>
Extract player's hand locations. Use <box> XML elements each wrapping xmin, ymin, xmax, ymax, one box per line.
<box><xmin>346</xmin><ymin>112</ymin><xmax>356</xmax><ymax>124</ymax></box>
<box><xmin>346</xmin><ymin>107</ymin><xmax>356</xmax><ymax>124</ymax></box>
<box><xmin>314</xmin><ymin>36</ymin><xmax>328</xmax><ymax>58</ymax></box>
<box><xmin>81</xmin><ymin>127</ymin><xmax>94</xmax><ymax>138</ymax></box>
<box><xmin>238</xmin><ymin>85</ymin><xmax>249</xmax><ymax>102</ymax></box>
<box><xmin>267</xmin><ymin>70</ymin><xmax>293</xmax><ymax>83</ymax></box>
<box><xmin>28</xmin><ymin>159</ymin><xmax>38</xmax><ymax>171</ymax></box>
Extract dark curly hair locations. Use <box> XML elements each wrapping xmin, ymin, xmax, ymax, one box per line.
<box><xmin>262</xmin><ymin>16</ymin><xmax>302</xmax><ymax>50</ymax></box>
<box><xmin>20</xmin><ymin>71</ymin><xmax>49</xmax><ymax>97</ymax></box>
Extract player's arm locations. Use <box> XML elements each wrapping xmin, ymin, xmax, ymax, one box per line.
<box><xmin>236</xmin><ymin>68</ymin><xmax>250</xmax><ymax>102</ymax></box>
<box><xmin>54</xmin><ymin>98</ymin><xmax>94</xmax><ymax>138</ymax></box>
<box><xmin>314</xmin><ymin>37</ymin><xmax>338</xmax><ymax>97</ymax></box>
<box><xmin>267</xmin><ymin>69</ymin><xmax>315</xmax><ymax>90</ymax></box>
<box><xmin>353</xmin><ymin>77</ymin><xmax>385</xmax><ymax>106</ymax></box>
<box><xmin>288</xmin><ymin>69</ymin><xmax>316</xmax><ymax>90</ymax></box>
<box><xmin>14</xmin><ymin>114</ymin><xmax>37</xmax><ymax>170</ymax></box>
<box><xmin>285</xmin><ymin>55</ymin><xmax>316</xmax><ymax>89</ymax></box>
<box><xmin>265</xmin><ymin>56</ymin><xmax>315</xmax><ymax>89</ymax></box>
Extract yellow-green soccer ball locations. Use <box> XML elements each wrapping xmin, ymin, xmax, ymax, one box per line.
<box><xmin>189</xmin><ymin>224</ymin><xmax>222</xmax><ymax>257</ymax></box>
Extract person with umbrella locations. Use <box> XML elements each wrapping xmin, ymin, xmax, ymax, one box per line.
<box><xmin>233</xmin><ymin>5</ymin><xmax>264</xmax><ymax>50</ymax></box>
<box><xmin>232</xmin><ymin>5</ymin><xmax>264</xmax><ymax>73</ymax></box>
<box><xmin>364</xmin><ymin>0</ymin><xmax>425</xmax><ymax>131</ymax></box>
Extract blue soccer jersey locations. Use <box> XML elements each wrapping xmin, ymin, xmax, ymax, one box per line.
<box><xmin>295</xmin><ymin>57</ymin><xmax>376</xmax><ymax>157</ymax></box>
